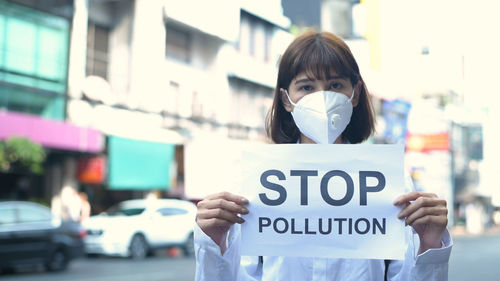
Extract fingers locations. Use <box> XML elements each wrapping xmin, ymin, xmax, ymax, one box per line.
<box><xmin>410</xmin><ymin>215</ymin><xmax>448</xmax><ymax>228</ymax></box>
<box><xmin>198</xmin><ymin>192</ymin><xmax>249</xmax><ymax>215</ymax></box>
<box><xmin>397</xmin><ymin>196</ymin><xmax>447</xmax><ymax>217</ymax></box>
<box><xmin>395</xmin><ymin>192</ymin><xmax>448</xmax><ymax>226</ymax></box>
<box><xmin>199</xmin><ymin>198</ymin><xmax>248</xmax><ymax>214</ymax></box>
<box><xmin>393</xmin><ymin>191</ymin><xmax>437</xmax><ymax>206</ymax></box>
<box><xmin>205</xmin><ymin>191</ymin><xmax>249</xmax><ymax>206</ymax></box>
<box><xmin>198</xmin><ymin>208</ymin><xmax>245</xmax><ymax>224</ymax></box>
<box><xmin>400</xmin><ymin>205</ymin><xmax>448</xmax><ymax>226</ymax></box>
<box><xmin>196</xmin><ymin>192</ymin><xmax>249</xmax><ymax>227</ymax></box>
<box><xmin>198</xmin><ymin>218</ymin><xmax>241</xmax><ymax>228</ymax></box>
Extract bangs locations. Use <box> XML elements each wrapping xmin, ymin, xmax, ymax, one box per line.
<box><xmin>292</xmin><ymin>37</ymin><xmax>356</xmax><ymax>82</ymax></box>
<box><xmin>269</xmin><ymin>31</ymin><xmax>373</xmax><ymax>144</ymax></box>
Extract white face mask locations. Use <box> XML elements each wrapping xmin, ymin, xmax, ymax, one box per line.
<box><xmin>285</xmin><ymin>89</ymin><xmax>354</xmax><ymax>144</ymax></box>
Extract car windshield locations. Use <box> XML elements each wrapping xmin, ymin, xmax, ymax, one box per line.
<box><xmin>104</xmin><ymin>205</ymin><xmax>145</xmax><ymax>216</ymax></box>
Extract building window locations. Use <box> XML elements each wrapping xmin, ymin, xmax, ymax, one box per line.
<box><xmin>238</xmin><ymin>11</ymin><xmax>272</xmax><ymax>62</ymax></box>
<box><xmin>0</xmin><ymin>1</ymin><xmax>69</xmax><ymax>120</ymax></box>
<box><xmin>166</xmin><ymin>25</ymin><xmax>191</xmax><ymax>63</ymax></box>
<box><xmin>86</xmin><ymin>23</ymin><xmax>109</xmax><ymax>79</ymax></box>
<box><xmin>0</xmin><ymin>2</ymin><xmax>69</xmax><ymax>93</ymax></box>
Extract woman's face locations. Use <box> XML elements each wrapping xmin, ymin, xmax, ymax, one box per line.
<box><xmin>284</xmin><ymin>71</ymin><xmax>356</xmax><ymax>106</ymax></box>
<box><xmin>279</xmin><ymin>70</ymin><xmax>361</xmax><ymax>144</ymax></box>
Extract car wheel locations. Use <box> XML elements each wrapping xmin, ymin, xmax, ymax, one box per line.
<box><xmin>129</xmin><ymin>234</ymin><xmax>149</xmax><ymax>260</ymax></box>
<box><xmin>181</xmin><ymin>232</ymin><xmax>194</xmax><ymax>256</ymax></box>
<box><xmin>46</xmin><ymin>249</ymin><xmax>69</xmax><ymax>271</ymax></box>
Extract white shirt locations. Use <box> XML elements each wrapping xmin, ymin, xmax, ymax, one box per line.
<box><xmin>194</xmin><ymin>223</ymin><xmax>452</xmax><ymax>281</ymax></box>
<box><xmin>194</xmin><ymin>168</ymin><xmax>453</xmax><ymax>281</ymax></box>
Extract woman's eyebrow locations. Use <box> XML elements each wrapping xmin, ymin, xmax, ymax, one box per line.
<box><xmin>294</xmin><ymin>76</ymin><xmax>346</xmax><ymax>85</ymax></box>
<box><xmin>294</xmin><ymin>78</ymin><xmax>312</xmax><ymax>84</ymax></box>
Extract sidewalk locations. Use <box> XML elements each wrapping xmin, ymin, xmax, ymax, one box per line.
<box><xmin>450</xmin><ymin>225</ymin><xmax>500</xmax><ymax>237</ymax></box>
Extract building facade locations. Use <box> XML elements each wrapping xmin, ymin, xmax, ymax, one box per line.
<box><xmin>0</xmin><ymin>0</ymin><xmax>293</xmax><ymax>212</ymax></box>
<box><xmin>0</xmin><ymin>0</ymin><xmax>104</xmax><ymax>216</ymax></box>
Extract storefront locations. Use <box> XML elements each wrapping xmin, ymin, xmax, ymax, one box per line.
<box><xmin>76</xmin><ymin>135</ymin><xmax>180</xmax><ymax>214</ymax></box>
<box><xmin>0</xmin><ymin>111</ymin><xmax>104</xmax><ymax>205</ymax></box>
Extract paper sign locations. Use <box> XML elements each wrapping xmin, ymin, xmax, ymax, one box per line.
<box><xmin>240</xmin><ymin>144</ymin><xmax>406</xmax><ymax>260</ymax></box>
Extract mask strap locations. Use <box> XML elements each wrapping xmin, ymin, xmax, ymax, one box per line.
<box><xmin>284</xmin><ymin>90</ymin><xmax>297</xmax><ymax>106</ymax></box>
<box><xmin>347</xmin><ymin>88</ymin><xmax>355</xmax><ymax>102</ymax></box>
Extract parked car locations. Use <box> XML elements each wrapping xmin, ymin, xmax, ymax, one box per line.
<box><xmin>0</xmin><ymin>201</ymin><xmax>86</xmax><ymax>272</ymax></box>
<box><xmin>83</xmin><ymin>198</ymin><xmax>197</xmax><ymax>259</ymax></box>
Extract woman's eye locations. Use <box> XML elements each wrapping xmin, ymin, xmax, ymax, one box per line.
<box><xmin>330</xmin><ymin>83</ymin><xmax>342</xmax><ymax>90</ymax></box>
<box><xmin>300</xmin><ymin>85</ymin><xmax>313</xmax><ymax>91</ymax></box>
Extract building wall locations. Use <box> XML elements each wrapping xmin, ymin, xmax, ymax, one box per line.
<box><xmin>61</xmin><ymin>0</ymin><xmax>293</xmax><ymax>203</ymax></box>
<box><xmin>106</xmin><ymin>0</ymin><xmax>133</xmax><ymax>103</ymax></box>
<box><xmin>0</xmin><ymin>0</ymin><xmax>102</xmax><ymax>207</ymax></box>
<box><xmin>321</xmin><ymin>0</ymin><xmax>353</xmax><ymax>38</ymax></box>
<box><xmin>281</xmin><ymin>0</ymin><xmax>321</xmax><ymax>29</ymax></box>
<box><xmin>163</xmin><ymin>23</ymin><xmax>229</xmax><ymax>128</ymax></box>
<box><xmin>0</xmin><ymin>0</ymin><xmax>70</xmax><ymax>120</ymax></box>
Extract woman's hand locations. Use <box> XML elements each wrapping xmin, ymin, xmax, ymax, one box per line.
<box><xmin>393</xmin><ymin>191</ymin><xmax>448</xmax><ymax>254</ymax></box>
<box><xmin>196</xmin><ymin>192</ymin><xmax>249</xmax><ymax>254</ymax></box>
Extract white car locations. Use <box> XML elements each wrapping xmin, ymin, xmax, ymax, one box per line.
<box><xmin>83</xmin><ymin>199</ymin><xmax>197</xmax><ymax>259</ymax></box>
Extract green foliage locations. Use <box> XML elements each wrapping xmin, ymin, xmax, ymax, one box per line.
<box><xmin>0</xmin><ymin>137</ymin><xmax>46</xmax><ymax>174</ymax></box>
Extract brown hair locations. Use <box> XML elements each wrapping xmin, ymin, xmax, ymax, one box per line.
<box><xmin>266</xmin><ymin>31</ymin><xmax>375</xmax><ymax>144</ymax></box>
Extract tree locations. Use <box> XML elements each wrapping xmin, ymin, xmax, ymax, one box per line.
<box><xmin>0</xmin><ymin>137</ymin><xmax>46</xmax><ymax>174</ymax></box>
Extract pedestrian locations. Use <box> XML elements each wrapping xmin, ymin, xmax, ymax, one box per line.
<box><xmin>79</xmin><ymin>191</ymin><xmax>91</xmax><ymax>222</ymax></box>
<box><xmin>194</xmin><ymin>31</ymin><xmax>452</xmax><ymax>281</ymax></box>
<box><xmin>60</xmin><ymin>186</ymin><xmax>82</xmax><ymax>222</ymax></box>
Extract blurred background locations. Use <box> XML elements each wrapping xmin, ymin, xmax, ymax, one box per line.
<box><xmin>0</xmin><ymin>0</ymin><xmax>499</xmax><ymax>280</ymax></box>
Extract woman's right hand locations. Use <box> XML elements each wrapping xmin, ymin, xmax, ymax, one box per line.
<box><xmin>196</xmin><ymin>192</ymin><xmax>249</xmax><ymax>253</ymax></box>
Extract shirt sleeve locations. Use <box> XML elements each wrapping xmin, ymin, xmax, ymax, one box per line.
<box><xmin>194</xmin><ymin>223</ymin><xmax>262</xmax><ymax>281</ymax></box>
<box><xmin>386</xmin><ymin>171</ymin><xmax>453</xmax><ymax>281</ymax></box>
<box><xmin>387</xmin><ymin>228</ymin><xmax>452</xmax><ymax>281</ymax></box>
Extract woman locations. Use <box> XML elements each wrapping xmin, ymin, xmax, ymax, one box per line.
<box><xmin>194</xmin><ymin>31</ymin><xmax>452</xmax><ymax>281</ymax></box>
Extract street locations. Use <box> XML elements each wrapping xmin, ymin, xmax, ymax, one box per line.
<box><xmin>449</xmin><ymin>233</ymin><xmax>500</xmax><ymax>281</ymax></box>
<box><xmin>1</xmin><ymin>234</ymin><xmax>500</xmax><ymax>281</ymax></box>
<box><xmin>0</xmin><ymin>254</ymin><xmax>196</xmax><ymax>281</ymax></box>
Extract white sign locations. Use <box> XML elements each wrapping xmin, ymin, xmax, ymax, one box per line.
<box><xmin>184</xmin><ymin>137</ymin><xmax>254</xmax><ymax>199</ymax></box>
<box><xmin>240</xmin><ymin>144</ymin><xmax>406</xmax><ymax>260</ymax></box>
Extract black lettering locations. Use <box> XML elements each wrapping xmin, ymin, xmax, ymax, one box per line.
<box><xmin>359</xmin><ymin>171</ymin><xmax>386</xmax><ymax>206</ymax></box>
<box><xmin>305</xmin><ymin>218</ymin><xmax>316</xmax><ymax>234</ymax></box>
<box><xmin>291</xmin><ymin>218</ymin><xmax>303</xmax><ymax>234</ymax></box>
<box><xmin>348</xmin><ymin>218</ymin><xmax>353</xmax><ymax>234</ymax></box>
<box><xmin>290</xmin><ymin>170</ymin><xmax>318</xmax><ymax>205</ymax></box>
<box><xmin>273</xmin><ymin>217</ymin><xmax>289</xmax><ymax>234</ymax></box>
<box><xmin>320</xmin><ymin>170</ymin><xmax>354</xmax><ymax>206</ymax></box>
<box><xmin>373</xmin><ymin>218</ymin><xmax>386</xmax><ymax>234</ymax></box>
<box><xmin>354</xmin><ymin>218</ymin><xmax>370</xmax><ymax>234</ymax></box>
<box><xmin>334</xmin><ymin>218</ymin><xmax>347</xmax><ymax>234</ymax></box>
<box><xmin>259</xmin><ymin>170</ymin><xmax>287</xmax><ymax>206</ymax></box>
<box><xmin>319</xmin><ymin>218</ymin><xmax>332</xmax><ymax>234</ymax></box>
<box><xmin>259</xmin><ymin>217</ymin><xmax>271</xmax><ymax>233</ymax></box>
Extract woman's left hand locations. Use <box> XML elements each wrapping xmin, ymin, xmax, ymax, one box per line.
<box><xmin>394</xmin><ymin>191</ymin><xmax>448</xmax><ymax>254</ymax></box>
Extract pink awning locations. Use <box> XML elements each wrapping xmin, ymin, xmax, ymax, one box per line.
<box><xmin>0</xmin><ymin>111</ymin><xmax>104</xmax><ymax>153</ymax></box>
